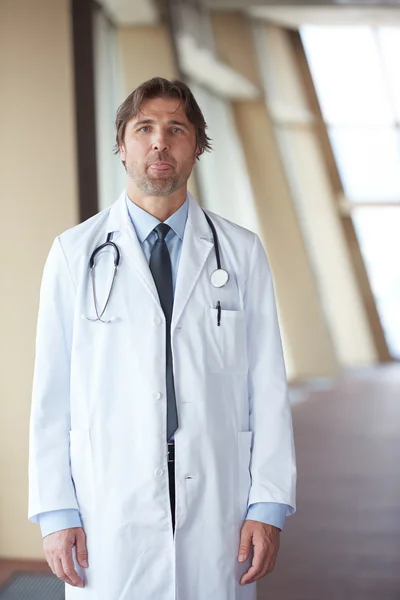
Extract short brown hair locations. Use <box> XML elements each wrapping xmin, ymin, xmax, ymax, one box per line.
<box><xmin>113</xmin><ymin>77</ymin><xmax>212</xmax><ymax>167</ymax></box>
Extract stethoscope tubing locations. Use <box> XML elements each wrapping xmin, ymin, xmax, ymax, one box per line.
<box><xmin>86</xmin><ymin>211</ymin><xmax>226</xmax><ymax>324</ymax></box>
<box><xmin>202</xmin><ymin>212</ymin><xmax>222</xmax><ymax>270</ymax></box>
<box><xmin>87</xmin><ymin>264</ymin><xmax>118</xmax><ymax>323</ymax></box>
<box><xmin>89</xmin><ymin>232</ymin><xmax>120</xmax><ymax>269</ymax></box>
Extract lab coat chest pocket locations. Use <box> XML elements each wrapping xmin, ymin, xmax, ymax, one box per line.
<box><xmin>205</xmin><ymin>307</ymin><xmax>248</xmax><ymax>373</ymax></box>
<box><xmin>238</xmin><ymin>431</ymin><xmax>253</xmax><ymax>518</ymax></box>
<box><xmin>69</xmin><ymin>429</ymin><xmax>94</xmax><ymax>515</ymax></box>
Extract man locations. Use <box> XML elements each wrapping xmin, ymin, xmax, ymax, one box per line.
<box><xmin>28</xmin><ymin>77</ymin><xmax>296</xmax><ymax>600</ymax></box>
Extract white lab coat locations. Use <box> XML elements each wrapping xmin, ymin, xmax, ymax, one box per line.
<box><xmin>28</xmin><ymin>190</ymin><xmax>296</xmax><ymax>600</ymax></box>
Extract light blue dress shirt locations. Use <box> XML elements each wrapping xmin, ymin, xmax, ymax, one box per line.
<box><xmin>38</xmin><ymin>192</ymin><xmax>288</xmax><ymax>538</ymax></box>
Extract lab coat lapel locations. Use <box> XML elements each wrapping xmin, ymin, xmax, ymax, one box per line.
<box><xmin>172</xmin><ymin>193</ymin><xmax>214</xmax><ymax>330</ymax></box>
<box><xmin>105</xmin><ymin>191</ymin><xmax>161</xmax><ymax>309</ymax></box>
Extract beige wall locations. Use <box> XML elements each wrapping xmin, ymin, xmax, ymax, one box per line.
<box><xmin>233</xmin><ymin>102</ymin><xmax>339</xmax><ymax>378</ymax></box>
<box><xmin>255</xmin><ymin>24</ymin><xmax>378</xmax><ymax>366</ymax></box>
<box><xmin>211</xmin><ymin>12</ymin><xmax>339</xmax><ymax>379</ymax></box>
<box><xmin>0</xmin><ymin>0</ymin><xmax>79</xmax><ymax>559</ymax></box>
<box><xmin>118</xmin><ymin>25</ymin><xmax>177</xmax><ymax>91</ymax></box>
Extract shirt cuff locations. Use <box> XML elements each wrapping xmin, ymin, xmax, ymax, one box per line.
<box><xmin>245</xmin><ymin>502</ymin><xmax>288</xmax><ymax>531</ymax></box>
<box><xmin>38</xmin><ymin>509</ymin><xmax>82</xmax><ymax>538</ymax></box>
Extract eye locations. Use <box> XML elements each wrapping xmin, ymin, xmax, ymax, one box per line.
<box><xmin>138</xmin><ymin>126</ymin><xmax>150</xmax><ymax>132</ymax></box>
<box><xmin>171</xmin><ymin>127</ymin><xmax>183</xmax><ymax>133</ymax></box>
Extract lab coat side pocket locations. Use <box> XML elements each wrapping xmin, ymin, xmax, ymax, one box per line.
<box><xmin>237</xmin><ymin>431</ymin><xmax>253</xmax><ymax>520</ymax></box>
<box><xmin>69</xmin><ymin>429</ymin><xmax>94</xmax><ymax>516</ymax></box>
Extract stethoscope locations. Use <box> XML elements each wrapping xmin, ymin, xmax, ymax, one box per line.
<box><xmin>86</xmin><ymin>211</ymin><xmax>228</xmax><ymax>325</ymax></box>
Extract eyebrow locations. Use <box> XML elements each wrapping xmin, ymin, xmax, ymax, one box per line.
<box><xmin>134</xmin><ymin>118</ymin><xmax>190</xmax><ymax>131</ymax></box>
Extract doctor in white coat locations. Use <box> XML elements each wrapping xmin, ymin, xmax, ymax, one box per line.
<box><xmin>28</xmin><ymin>77</ymin><xmax>296</xmax><ymax>600</ymax></box>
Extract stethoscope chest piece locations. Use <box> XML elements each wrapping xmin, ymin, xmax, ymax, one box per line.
<box><xmin>210</xmin><ymin>268</ymin><xmax>229</xmax><ymax>288</ymax></box>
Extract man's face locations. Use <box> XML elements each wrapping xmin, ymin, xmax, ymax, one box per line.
<box><xmin>119</xmin><ymin>96</ymin><xmax>198</xmax><ymax>196</ymax></box>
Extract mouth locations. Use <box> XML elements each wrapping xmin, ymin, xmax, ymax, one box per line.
<box><xmin>148</xmin><ymin>161</ymin><xmax>173</xmax><ymax>171</ymax></box>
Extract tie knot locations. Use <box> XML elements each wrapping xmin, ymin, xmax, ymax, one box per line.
<box><xmin>154</xmin><ymin>223</ymin><xmax>171</xmax><ymax>243</ymax></box>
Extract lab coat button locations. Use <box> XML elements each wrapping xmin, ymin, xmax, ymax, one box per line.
<box><xmin>153</xmin><ymin>316</ymin><xmax>162</xmax><ymax>325</ymax></box>
<box><xmin>155</xmin><ymin>468</ymin><xmax>164</xmax><ymax>477</ymax></box>
<box><xmin>153</xmin><ymin>391</ymin><xmax>162</xmax><ymax>400</ymax></box>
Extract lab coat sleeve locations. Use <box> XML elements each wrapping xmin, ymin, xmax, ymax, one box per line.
<box><xmin>28</xmin><ymin>237</ymin><xmax>80</xmax><ymax>523</ymax></box>
<box><xmin>245</xmin><ymin>234</ymin><xmax>296</xmax><ymax>515</ymax></box>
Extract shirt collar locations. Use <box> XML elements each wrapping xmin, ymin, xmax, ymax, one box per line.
<box><xmin>125</xmin><ymin>191</ymin><xmax>188</xmax><ymax>243</ymax></box>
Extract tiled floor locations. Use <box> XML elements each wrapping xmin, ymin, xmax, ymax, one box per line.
<box><xmin>259</xmin><ymin>364</ymin><xmax>400</xmax><ymax>600</ymax></box>
<box><xmin>0</xmin><ymin>559</ymin><xmax>51</xmax><ymax>587</ymax></box>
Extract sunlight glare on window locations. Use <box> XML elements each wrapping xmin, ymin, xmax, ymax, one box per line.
<box><xmin>353</xmin><ymin>208</ymin><xmax>400</xmax><ymax>359</ymax></box>
<box><xmin>301</xmin><ymin>26</ymin><xmax>394</xmax><ymax>125</ymax></box>
<box><xmin>377</xmin><ymin>27</ymin><xmax>400</xmax><ymax>122</ymax></box>
<box><xmin>301</xmin><ymin>24</ymin><xmax>400</xmax><ymax>359</ymax></box>
<box><xmin>329</xmin><ymin>127</ymin><xmax>400</xmax><ymax>201</ymax></box>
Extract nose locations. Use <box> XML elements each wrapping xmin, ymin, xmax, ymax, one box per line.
<box><xmin>151</xmin><ymin>132</ymin><xmax>169</xmax><ymax>152</ymax></box>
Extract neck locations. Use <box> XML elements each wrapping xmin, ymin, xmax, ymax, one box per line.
<box><xmin>126</xmin><ymin>182</ymin><xmax>188</xmax><ymax>222</ymax></box>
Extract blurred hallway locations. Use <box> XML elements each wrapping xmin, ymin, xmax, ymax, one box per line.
<box><xmin>260</xmin><ymin>365</ymin><xmax>400</xmax><ymax>599</ymax></box>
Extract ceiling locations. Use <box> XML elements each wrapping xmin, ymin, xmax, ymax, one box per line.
<box><xmin>97</xmin><ymin>0</ymin><xmax>159</xmax><ymax>25</ymax></box>
<box><xmin>96</xmin><ymin>0</ymin><xmax>400</xmax><ymax>98</ymax></box>
<box><xmin>249</xmin><ymin>5</ymin><xmax>400</xmax><ymax>26</ymax></box>
<box><xmin>97</xmin><ymin>0</ymin><xmax>400</xmax><ymax>27</ymax></box>
<box><xmin>204</xmin><ymin>0</ymin><xmax>400</xmax><ymax>6</ymax></box>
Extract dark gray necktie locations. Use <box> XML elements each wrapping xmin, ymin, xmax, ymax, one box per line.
<box><xmin>149</xmin><ymin>223</ymin><xmax>179</xmax><ymax>442</ymax></box>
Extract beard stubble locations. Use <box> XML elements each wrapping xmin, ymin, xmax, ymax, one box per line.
<box><xmin>127</xmin><ymin>153</ymin><xmax>193</xmax><ymax>197</ymax></box>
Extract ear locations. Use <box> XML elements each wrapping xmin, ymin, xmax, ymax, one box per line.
<box><xmin>120</xmin><ymin>144</ymin><xmax>126</xmax><ymax>161</ymax></box>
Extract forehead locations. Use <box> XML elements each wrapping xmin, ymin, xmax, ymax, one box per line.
<box><xmin>134</xmin><ymin>96</ymin><xmax>191</xmax><ymax>124</ymax></box>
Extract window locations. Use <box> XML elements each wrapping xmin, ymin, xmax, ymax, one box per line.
<box><xmin>302</xmin><ymin>25</ymin><xmax>400</xmax><ymax>358</ymax></box>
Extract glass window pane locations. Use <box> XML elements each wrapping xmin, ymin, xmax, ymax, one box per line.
<box><xmin>301</xmin><ymin>26</ymin><xmax>394</xmax><ymax>125</ymax></box>
<box><xmin>352</xmin><ymin>208</ymin><xmax>400</xmax><ymax>359</ymax></box>
<box><xmin>378</xmin><ymin>27</ymin><xmax>400</xmax><ymax>122</ymax></box>
<box><xmin>329</xmin><ymin>127</ymin><xmax>400</xmax><ymax>201</ymax></box>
